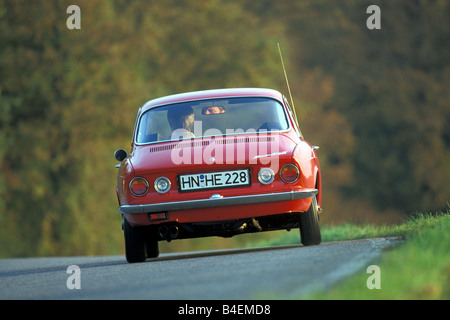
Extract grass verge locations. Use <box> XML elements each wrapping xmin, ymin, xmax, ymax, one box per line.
<box><xmin>254</xmin><ymin>209</ymin><xmax>450</xmax><ymax>299</ymax></box>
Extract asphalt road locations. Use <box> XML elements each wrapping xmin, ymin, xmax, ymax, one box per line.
<box><xmin>0</xmin><ymin>237</ymin><xmax>400</xmax><ymax>300</ymax></box>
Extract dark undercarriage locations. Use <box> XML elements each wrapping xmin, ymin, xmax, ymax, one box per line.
<box><xmin>142</xmin><ymin>212</ymin><xmax>303</xmax><ymax>242</ymax></box>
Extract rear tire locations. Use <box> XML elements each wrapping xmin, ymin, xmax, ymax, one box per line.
<box><xmin>124</xmin><ymin>218</ymin><xmax>147</xmax><ymax>263</ymax></box>
<box><xmin>299</xmin><ymin>196</ymin><xmax>322</xmax><ymax>246</ymax></box>
<box><xmin>146</xmin><ymin>235</ymin><xmax>159</xmax><ymax>259</ymax></box>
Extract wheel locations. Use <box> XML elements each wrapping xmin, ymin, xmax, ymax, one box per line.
<box><xmin>146</xmin><ymin>234</ymin><xmax>159</xmax><ymax>259</ymax></box>
<box><xmin>123</xmin><ymin>218</ymin><xmax>147</xmax><ymax>263</ymax></box>
<box><xmin>299</xmin><ymin>196</ymin><xmax>322</xmax><ymax>246</ymax></box>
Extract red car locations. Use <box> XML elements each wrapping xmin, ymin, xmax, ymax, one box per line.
<box><xmin>115</xmin><ymin>88</ymin><xmax>322</xmax><ymax>262</ymax></box>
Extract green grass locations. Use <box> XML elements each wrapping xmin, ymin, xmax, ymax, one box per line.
<box><xmin>163</xmin><ymin>208</ymin><xmax>449</xmax><ymax>299</ymax></box>
<box><xmin>253</xmin><ymin>209</ymin><xmax>450</xmax><ymax>299</ymax></box>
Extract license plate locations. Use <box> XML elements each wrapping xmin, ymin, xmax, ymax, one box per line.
<box><xmin>178</xmin><ymin>169</ymin><xmax>250</xmax><ymax>192</ymax></box>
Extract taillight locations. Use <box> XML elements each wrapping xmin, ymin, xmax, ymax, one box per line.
<box><xmin>280</xmin><ymin>164</ymin><xmax>299</xmax><ymax>183</ymax></box>
<box><xmin>129</xmin><ymin>177</ymin><xmax>149</xmax><ymax>196</ymax></box>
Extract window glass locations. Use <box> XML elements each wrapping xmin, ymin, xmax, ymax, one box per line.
<box><xmin>136</xmin><ymin>97</ymin><xmax>289</xmax><ymax>144</ymax></box>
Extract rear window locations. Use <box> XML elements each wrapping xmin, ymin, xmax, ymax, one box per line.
<box><xmin>136</xmin><ymin>97</ymin><xmax>289</xmax><ymax>144</ymax></box>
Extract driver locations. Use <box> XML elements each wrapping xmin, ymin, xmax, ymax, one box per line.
<box><xmin>167</xmin><ymin>105</ymin><xmax>195</xmax><ymax>140</ymax></box>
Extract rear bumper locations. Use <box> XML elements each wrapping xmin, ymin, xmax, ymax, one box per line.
<box><xmin>119</xmin><ymin>189</ymin><xmax>318</xmax><ymax>215</ymax></box>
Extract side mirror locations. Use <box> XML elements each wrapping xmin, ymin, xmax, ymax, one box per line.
<box><xmin>114</xmin><ymin>148</ymin><xmax>128</xmax><ymax>162</ymax></box>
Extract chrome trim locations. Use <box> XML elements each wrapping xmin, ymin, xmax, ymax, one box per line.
<box><xmin>154</xmin><ymin>176</ymin><xmax>171</xmax><ymax>194</ymax></box>
<box><xmin>118</xmin><ymin>189</ymin><xmax>318</xmax><ymax>214</ymax></box>
<box><xmin>258</xmin><ymin>168</ymin><xmax>275</xmax><ymax>185</ymax></box>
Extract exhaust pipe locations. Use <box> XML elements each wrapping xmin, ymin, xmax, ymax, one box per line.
<box><xmin>158</xmin><ymin>224</ymin><xmax>179</xmax><ymax>242</ymax></box>
<box><xmin>169</xmin><ymin>226</ymin><xmax>179</xmax><ymax>239</ymax></box>
<box><xmin>158</xmin><ymin>225</ymin><xmax>169</xmax><ymax>240</ymax></box>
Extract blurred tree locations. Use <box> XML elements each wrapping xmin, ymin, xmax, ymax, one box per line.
<box><xmin>0</xmin><ymin>0</ymin><xmax>287</xmax><ymax>257</ymax></box>
<box><xmin>328</xmin><ymin>0</ymin><xmax>450</xmax><ymax>213</ymax></box>
<box><xmin>249</xmin><ymin>0</ymin><xmax>450</xmax><ymax>214</ymax></box>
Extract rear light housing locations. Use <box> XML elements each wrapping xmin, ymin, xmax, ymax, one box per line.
<box><xmin>280</xmin><ymin>164</ymin><xmax>300</xmax><ymax>183</ymax></box>
<box><xmin>148</xmin><ymin>212</ymin><xmax>167</xmax><ymax>221</ymax></box>
<box><xmin>129</xmin><ymin>177</ymin><xmax>149</xmax><ymax>197</ymax></box>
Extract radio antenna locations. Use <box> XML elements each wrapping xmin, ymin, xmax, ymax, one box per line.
<box><xmin>278</xmin><ymin>43</ymin><xmax>298</xmax><ymax>119</ymax></box>
<box><xmin>278</xmin><ymin>43</ymin><xmax>302</xmax><ymax>136</ymax></box>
